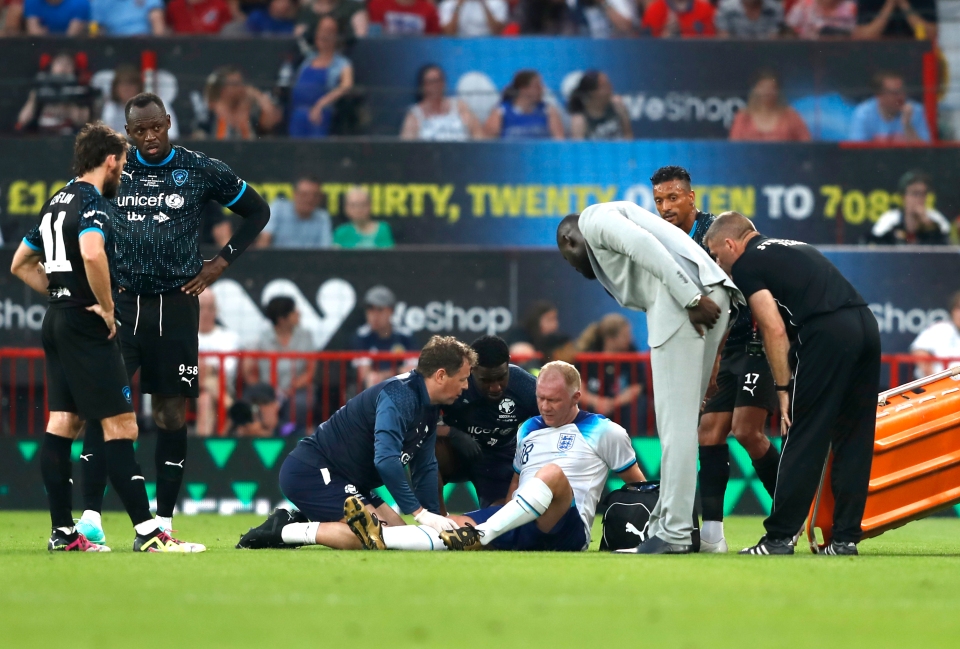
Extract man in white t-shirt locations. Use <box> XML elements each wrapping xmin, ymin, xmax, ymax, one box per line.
<box><xmin>344</xmin><ymin>361</ymin><xmax>645</xmax><ymax>552</ymax></box>
<box><xmin>910</xmin><ymin>292</ymin><xmax>960</xmax><ymax>378</ymax></box>
<box><xmin>438</xmin><ymin>0</ymin><xmax>507</xmax><ymax>35</ymax></box>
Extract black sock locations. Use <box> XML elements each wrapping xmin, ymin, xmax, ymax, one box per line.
<box><xmin>105</xmin><ymin>439</ymin><xmax>152</xmax><ymax>527</ymax></box>
<box><xmin>752</xmin><ymin>443</ymin><xmax>781</xmax><ymax>498</ymax></box>
<box><xmin>80</xmin><ymin>420</ymin><xmax>107</xmax><ymax>513</ymax></box>
<box><xmin>699</xmin><ymin>444</ymin><xmax>730</xmax><ymax>522</ymax></box>
<box><xmin>40</xmin><ymin>433</ymin><xmax>75</xmax><ymax>530</ymax></box>
<box><xmin>155</xmin><ymin>427</ymin><xmax>188</xmax><ymax>518</ymax></box>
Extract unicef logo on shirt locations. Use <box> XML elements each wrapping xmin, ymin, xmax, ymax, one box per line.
<box><xmin>165</xmin><ymin>194</ymin><xmax>185</xmax><ymax>209</ymax></box>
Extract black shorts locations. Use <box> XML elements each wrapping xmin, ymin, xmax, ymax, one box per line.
<box><xmin>702</xmin><ymin>348</ymin><xmax>778</xmax><ymax>415</ymax></box>
<box><xmin>116</xmin><ymin>290</ymin><xmax>199</xmax><ymax>397</ymax></box>
<box><xmin>278</xmin><ymin>455</ymin><xmax>384</xmax><ymax>522</ymax></box>
<box><xmin>42</xmin><ymin>306</ymin><xmax>134</xmax><ymax>421</ymax></box>
<box><xmin>442</xmin><ymin>451</ymin><xmax>515</xmax><ymax>507</ymax></box>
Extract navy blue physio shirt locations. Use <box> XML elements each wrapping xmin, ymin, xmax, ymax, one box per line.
<box><xmin>290</xmin><ymin>370</ymin><xmax>440</xmax><ymax>514</ymax></box>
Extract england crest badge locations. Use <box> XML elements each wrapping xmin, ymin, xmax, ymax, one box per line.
<box><xmin>557</xmin><ymin>433</ymin><xmax>576</xmax><ymax>452</ymax></box>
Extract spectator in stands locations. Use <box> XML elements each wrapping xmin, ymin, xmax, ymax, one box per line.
<box><xmin>100</xmin><ymin>64</ymin><xmax>181</xmax><ymax>140</ymax></box>
<box><xmin>227</xmin><ymin>384</ymin><xmax>287</xmax><ymax>437</ymax></box>
<box><xmin>400</xmin><ymin>64</ymin><xmax>484</xmax><ymax>141</ymax></box>
<box><xmin>351</xmin><ymin>285</ymin><xmax>418</xmax><ymax>387</ymax></box>
<box><xmin>868</xmin><ymin>170</ymin><xmax>950</xmax><ymax>245</ymax></box>
<box><xmin>576</xmin><ymin>313</ymin><xmax>645</xmax><ymax>422</ymax></box>
<box><xmin>784</xmin><ymin>0</ymin><xmax>856</xmax><ymax>38</ymax></box>
<box><xmin>24</xmin><ymin>0</ymin><xmax>88</xmax><ymax>35</ymax></box>
<box><xmin>296</xmin><ymin>0</ymin><xmax>368</xmax><ymax>45</ymax></box>
<box><xmin>439</xmin><ymin>0</ymin><xmax>506</xmax><ymax>35</ymax></box>
<box><xmin>244</xmin><ymin>296</ymin><xmax>316</xmax><ymax>427</ymax></box>
<box><xmin>90</xmin><ymin>0</ymin><xmax>166</xmax><ymax>35</ymax></box>
<box><xmin>195</xmin><ymin>65</ymin><xmax>282</xmax><ymax>140</ymax></box>
<box><xmin>715</xmin><ymin>0</ymin><xmax>783</xmax><ymax>38</ymax></box>
<box><xmin>16</xmin><ymin>53</ymin><xmax>95</xmax><ymax>136</ymax></box>
<box><xmin>910</xmin><ymin>292</ymin><xmax>960</xmax><ymax>378</ymax></box>
<box><xmin>196</xmin><ymin>289</ymin><xmax>241</xmax><ymax>437</ymax></box>
<box><xmin>518</xmin><ymin>0</ymin><xmax>576</xmax><ymax>34</ymax></box>
<box><xmin>258</xmin><ymin>177</ymin><xmax>333</xmax><ymax>248</ymax></box>
<box><xmin>509</xmin><ymin>299</ymin><xmax>561</xmax><ymax>351</ymax></box>
<box><xmin>288</xmin><ymin>16</ymin><xmax>354</xmax><ymax>138</ymax></box>
<box><xmin>568</xmin><ymin>71</ymin><xmax>632</xmax><ymax>140</ymax></box>
<box><xmin>247</xmin><ymin>0</ymin><xmax>298</xmax><ymax>34</ymax></box>
<box><xmin>485</xmin><ymin>70</ymin><xmax>564</xmax><ymax>140</ymax></box>
<box><xmin>333</xmin><ymin>186</ymin><xmax>395</xmax><ymax>248</ymax></box>
<box><xmin>3</xmin><ymin>0</ymin><xmax>25</xmax><ymax>35</ymax></box>
<box><xmin>729</xmin><ymin>70</ymin><xmax>810</xmax><ymax>142</ymax></box>
<box><xmin>368</xmin><ymin>0</ymin><xmax>440</xmax><ymax>34</ymax></box>
<box><xmin>854</xmin><ymin>0</ymin><xmax>936</xmax><ymax>40</ymax></box>
<box><xmin>849</xmin><ymin>70</ymin><xmax>931</xmax><ymax>143</ymax></box>
<box><xmin>166</xmin><ymin>0</ymin><xmax>235</xmax><ymax>34</ymax></box>
<box><xmin>642</xmin><ymin>0</ymin><xmax>716</xmax><ymax>37</ymax></box>
<box><xmin>580</xmin><ymin>0</ymin><xmax>639</xmax><ymax>37</ymax></box>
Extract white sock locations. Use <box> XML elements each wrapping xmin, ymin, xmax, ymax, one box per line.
<box><xmin>281</xmin><ymin>522</ymin><xmax>319</xmax><ymax>546</ymax></box>
<box><xmin>702</xmin><ymin>520</ymin><xmax>724</xmax><ymax>544</ymax></box>
<box><xmin>155</xmin><ymin>515</ymin><xmax>172</xmax><ymax>532</ymax></box>
<box><xmin>80</xmin><ymin>510</ymin><xmax>102</xmax><ymax>528</ymax></box>
<box><xmin>134</xmin><ymin>519</ymin><xmax>160</xmax><ymax>536</ymax></box>
<box><xmin>381</xmin><ymin>525</ymin><xmax>447</xmax><ymax>551</ymax></box>
<box><xmin>476</xmin><ymin>477</ymin><xmax>553</xmax><ymax>546</ymax></box>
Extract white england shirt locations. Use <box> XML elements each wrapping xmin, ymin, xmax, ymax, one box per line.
<box><xmin>513</xmin><ymin>410</ymin><xmax>637</xmax><ymax>546</ymax></box>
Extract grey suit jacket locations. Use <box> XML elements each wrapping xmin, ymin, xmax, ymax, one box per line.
<box><xmin>580</xmin><ymin>201</ymin><xmax>743</xmax><ymax>348</ymax></box>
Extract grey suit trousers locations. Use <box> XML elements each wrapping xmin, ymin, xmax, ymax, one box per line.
<box><xmin>646</xmin><ymin>286</ymin><xmax>732</xmax><ymax>545</ymax></box>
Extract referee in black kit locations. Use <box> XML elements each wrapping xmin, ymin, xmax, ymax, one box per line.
<box><xmin>705</xmin><ymin>213</ymin><xmax>880</xmax><ymax>557</ymax></box>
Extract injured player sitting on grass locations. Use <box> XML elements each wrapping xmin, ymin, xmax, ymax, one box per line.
<box><xmin>345</xmin><ymin>361</ymin><xmax>645</xmax><ymax>552</ymax></box>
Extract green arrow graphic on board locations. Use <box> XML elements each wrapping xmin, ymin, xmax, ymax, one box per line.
<box><xmin>724</xmin><ymin>479</ymin><xmax>748</xmax><ymax>516</ymax></box>
<box><xmin>252</xmin><ymin>439</ymin><xmax>286</xmax><ymax>470</ymax></box>
<box><xmin>145</xmin><ymin>482</ymin><xmax>157</xmax><ymax>502</ymax></box>
<box><xmin>71</xmin><ymin>441</ymin><xmax>83</xmax><ymax>462</ymax></box>
<box><xmin>632</xmin><ymin>438</ymin><xmax>661</xmax><ymax>479</ymax></box>
<box><xmin>729</xmin><ymin>440</ymin><xmax>774</xmax><ymax>515</ymax></box>
<box><xmin>232</xmin><ymin>482</ymin><xmax>258</xmax><ymax>504</ymax></box>
<box><xmin>18</xmin><ymin>441</ymin><xmax>39</xmax><ymax>462</ymax></box>
<box><xmin>186</xmin><ymin>483</ymin><xmax>208</xmax><ymax>501</ymax></box>
<box><xmin>206</xmin><ymin>439</ymin><xmax>237</xmax><ymax>469</ymax></box>
<box><xmin>373</xmin><ymin>486</ymin><xmax>395</xmax><ymax>507</ymax></box>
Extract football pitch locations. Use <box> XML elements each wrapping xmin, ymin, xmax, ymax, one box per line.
<box><xmin>2</xmin><ymin>513</ymin><xmax>960</xmax><ymax>649</ymax></box>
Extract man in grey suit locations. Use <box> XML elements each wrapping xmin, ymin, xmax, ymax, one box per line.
<box><xmin>557</xmin><ymin>201</ymin><xmax>742</xmax><ymax>554</ymax></box>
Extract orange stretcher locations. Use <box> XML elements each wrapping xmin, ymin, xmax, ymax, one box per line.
<box><xmin>806</xmin><ymin>365</ymin><xmax>960</xmax><ymax>553</ymax></box>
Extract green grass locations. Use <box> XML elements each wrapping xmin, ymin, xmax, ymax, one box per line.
<box><xmin>2</xmin><ymin>513</ymin><xmax>960</xmax><ymax>648</ymax></box>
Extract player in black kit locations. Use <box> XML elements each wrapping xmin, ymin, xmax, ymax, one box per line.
<box><xmin>706</xmin><ymin>213</ymin><xmax>880</xmax><ymax>556</ymax></box>
<box><xmin>436</xmin><ymin>336</ymin><xmax>538</xmax><ymax>510</ymax></box>
<box><xmin>651</xmin><ymin>166</ymin><xmax>780</xmax><ymax>553</ymax></box>
<box><xmin>10</xmin><ymin>123</ymin><xmax>199</xmax><ymax>552</ymax></box>
<box><xmin>76</xmin><ymin>94</ymin><xmax>270</xmax><ymax>547</ymax></box>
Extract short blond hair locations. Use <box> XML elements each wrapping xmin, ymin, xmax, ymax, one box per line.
<box><xmin>538</xmin><ymin>361</ymin><xmax>581</xmax><ymax>394</ymax></box>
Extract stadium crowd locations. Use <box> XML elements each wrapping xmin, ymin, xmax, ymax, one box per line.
<box><xmin>1</xmin><ymin>0</ymin><xmax>941</xmax><ymax>142</ymax></box>
<box><xmin>0</xmin><ymin>0</ymin><xmax>939</xmax><ymax>39</ymax></box>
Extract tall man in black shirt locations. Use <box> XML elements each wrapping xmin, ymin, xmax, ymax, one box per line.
<box><xmin>77</xmin><ymin>93</ymin><xmax>271</xmax><ymax>547</ymax></box>
<box><xmin>10</xmin><ymin>123</ymin><xmax>200</xmax><ymax>552</ymax></box>
<box><xmin>706</xmin><ymin>213</ymin><xmax>880</xmax><ymax>556</ymax></box>
<box><xmin>652</xmin><ymin>166</ymin><xmax>779</xmax><ymax>553</ymax></box>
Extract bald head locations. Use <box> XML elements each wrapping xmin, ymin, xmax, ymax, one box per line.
<box><xmin>704</xmin><ymin>212</ymin><xmax>760</xmax><ymax>275</ymax></box>
<box><xmin>704</xmin><ymin>212</ymin><xmax>756</xmax><ymax>248</ymax></box>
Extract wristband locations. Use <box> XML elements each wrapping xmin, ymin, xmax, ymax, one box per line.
<box><xmin>775</xmin><ymin>384</ymin><xmax>791</xmax><ymax>392</ymax></box>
